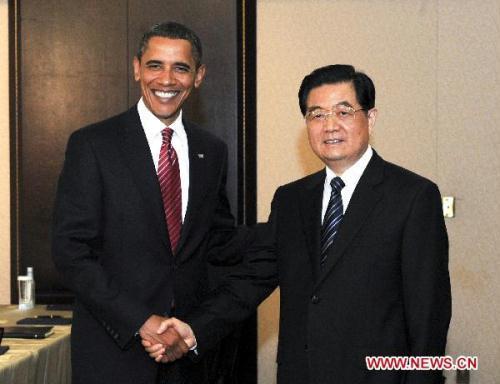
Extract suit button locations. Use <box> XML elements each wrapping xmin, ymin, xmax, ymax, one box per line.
<box><xmin>311</xmin><ymin>295</ymin><xmax>320</xmax><ymax>304</ymax></box>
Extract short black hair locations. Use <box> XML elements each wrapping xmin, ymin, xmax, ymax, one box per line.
<box><xmin>298</xmin><ymin>64</ymin><xmax>375</xmax><ymax>115</ymax></box>
<box><xmin>137</xmin><ymin>22</ymin><xmax>203</xmax><ymax>68</ymax></box>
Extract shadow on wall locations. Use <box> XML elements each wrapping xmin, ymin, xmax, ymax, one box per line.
<box><xmin>296</xmin><ymin>124</ymin><xmax>323</xmax><ymax>175</ymax></box>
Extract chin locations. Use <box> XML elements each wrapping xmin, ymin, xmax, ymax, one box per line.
<box><xmin>153</xmin><ymin>109</ymin><xmax>179</xmax><ymax>120</ymax></box>
<box><xmin>322</xmin><ymin>153</ymin><xmax>345</xmax><ymax>162</ymax></box>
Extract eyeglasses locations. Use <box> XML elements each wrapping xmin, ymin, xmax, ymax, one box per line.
<box><xmin>305</xmin><ymin>104</ymin><xmax>365</xmax><ymax>123</ymax></box>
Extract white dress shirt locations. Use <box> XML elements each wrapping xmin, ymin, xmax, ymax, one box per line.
<box><xmin>137</xmin><ymin>98</ymin><xmax>190</xmax><ymax>222</ymax></box>
<box><xmin>321</xmin><ymin>146</ymin><xmax>373</xmax><ymax>223</ymax></box>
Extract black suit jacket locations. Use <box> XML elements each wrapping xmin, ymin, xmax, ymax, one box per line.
<box><xmin>52</xmin><ymin>106</ymin><xmax>235</xmax><ymax>384</ymax></box>
<box><xmin>190</xmin><ymin>151</ymin><xmax>451</xmax><ymax>384</ymax></box>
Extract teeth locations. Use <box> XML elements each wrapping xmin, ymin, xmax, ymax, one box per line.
<box><xmin>154</xmin><ymin>90</ymin><xmax>178</xmax><ymax>98</ymax></box>
<box><xmin>325</xmin><ymin>139</ymin><xmax>342</xmax><ymax>144</ymax></box>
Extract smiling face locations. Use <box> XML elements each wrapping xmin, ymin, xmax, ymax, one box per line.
<box><xmin>306</xmin><ymin>81</ymin><xmax>377</xmax><ymax>175</ymax></box>
<box><xmin>133</xmin><ymin>36</ymin><xmax>206</xmax><ymax>126</ymax></box>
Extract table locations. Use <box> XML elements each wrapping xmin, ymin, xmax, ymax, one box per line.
<box><xmin>0</xmin><ymin>305</ymin><xmax>72</xmax><ymax>384</ymax></box>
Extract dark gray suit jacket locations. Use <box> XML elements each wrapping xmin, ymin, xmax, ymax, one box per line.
<box><xmin>190</xmin><ymin>151</ymin><xmax>451</xmax><ymax>384</ymax></box>
<box><xmin>52</xmin><ymin>106</ymin><xmax>236</xmax><ymax>384</ymax></box>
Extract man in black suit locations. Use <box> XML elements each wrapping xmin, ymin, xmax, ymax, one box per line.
<box><xmin>52</xmin><ymin>22</ymin><xmax>237</xmax><ymax>384</ymax></box>
<box><xmin>146</xmin><ymin>65</ymin><xmax>452</xmax><ymax>384</ymax></box>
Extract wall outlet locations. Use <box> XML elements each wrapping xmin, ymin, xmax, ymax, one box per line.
<box><xmin>442</xmin><ymin>196</ymin><xmax>455</xmax><ymax>218</ymax></box>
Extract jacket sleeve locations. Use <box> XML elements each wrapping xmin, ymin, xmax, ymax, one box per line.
<box><xmin>52</xmin><ymin>131</ymin><xmax>151</xmax><ymax>349</ymax></box>
<box><xmin>401</xmin><ymin>182</ymin><xmax>451</xmax><ymax>384</ymax></box>
<box><xmin>187</xmin><ymin>189</ymin><xmax>284</xmax><ymax>356</ymax></box>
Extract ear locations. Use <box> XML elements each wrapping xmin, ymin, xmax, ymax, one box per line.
<box><xmin>194</xmin><ymin>64</ymin><xmax>206</xmax><ymax>88</ymax></box>
<box><xmin>133</xmin><ymin>57</ymin><xmax>141</xmax><ymax>81</ymax></box>
<box><xmin>367</xmin><ymin>108</ymin><xmax>378</xmax><ymax>135</ymax></box>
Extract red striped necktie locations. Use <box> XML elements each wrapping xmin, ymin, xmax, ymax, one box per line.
<box><xmin>158</xmin><ymin>127</ymin><xmax>182</xmax><ymax>253</ymax></box>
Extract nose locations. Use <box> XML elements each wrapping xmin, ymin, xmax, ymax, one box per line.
<box><xmin>157</xmin><ymin>68</ymin><xmax>176</xmax><ymax>86</ymax></box>
<box><xmin>324</xmin><ymin>113</ymin><xmax>340</xmax><ymax>131</ymax></box>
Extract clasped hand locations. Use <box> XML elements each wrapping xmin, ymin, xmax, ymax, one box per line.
<box><xmin>140</xmin><ymin>315</ymin><xmax>195</xmax><ymax>363</ymax></box>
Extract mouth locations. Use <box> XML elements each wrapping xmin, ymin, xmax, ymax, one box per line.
<box><xmin>324</xmin><ymin>139</ymin><xmax>344</xmax><ymax>144</ymax></box>
<box><xmin>153</xmin><ymin>90</ymin><xmax>180</xmax><ymax>100</ymax></box>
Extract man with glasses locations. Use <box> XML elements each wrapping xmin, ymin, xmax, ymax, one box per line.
<box><xmin>145</xmin><ymin>64</ymin><xmax>451</xmax><ymax>384</ymax></box>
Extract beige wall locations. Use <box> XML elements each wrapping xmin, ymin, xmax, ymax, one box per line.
<box><xmin>257</xmin><ymin>1</ymin><xmax>499</xmax><ymax>383</ymax></box>
<box><xmin>0</xmin><ymin>0</ymin><xmax>10</xmax><ymax>304</ymax></box>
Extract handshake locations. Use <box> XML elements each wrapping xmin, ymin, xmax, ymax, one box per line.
<box><xmin>139</xmin><ymin>315</ymin><xmax>195</xmax><ymax>363</ymax></box>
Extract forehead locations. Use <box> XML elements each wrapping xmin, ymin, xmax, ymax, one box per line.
<box><xmin>142</xmin><ymin>36</ymin><xmax>195</xmax><ymax>62</ymax></box>
<box><xmin>306</xmin><ymin>81</ymin><xmax>358</xmax><ymax>108</ymax></box>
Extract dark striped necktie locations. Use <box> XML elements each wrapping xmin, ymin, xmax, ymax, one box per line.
<box><xmin>320</xmin><ymin>176</ymin><xmax>345</xmax><ymax>265</ymax></box>
<box><xmin>158</xmin><ymin>127</ymin><xmax>182</xmax><ymax>253</ymax></box>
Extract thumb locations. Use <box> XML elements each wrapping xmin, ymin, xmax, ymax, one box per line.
<box><xmin>156</xmin><ymin>318</ymin><xmax>174</xmax><ymax>334</ymax></box>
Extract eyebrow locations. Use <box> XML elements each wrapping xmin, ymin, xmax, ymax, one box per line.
<box><xmin>306</xmin><ymin>105</ymin><xmax>322</xmax><ymax>113</ymax></box>
<box><xmin>145</xmin><ymin>60</ymin><xmax>163</xmax><ymax>66</ymax></box>
<box><xmin>306</xmin><ymin>101</ymin><xmax>355</xmax><ymax>112</ymax></box>
<box><xmin>336</xmin><ymin>101</ymin><xmax>354</xmax><ymax>108</ymax></box>
<box><xmin>174</xmin><ymin>62</ymin><xmax>193</xmax><ymax>71</ymax></box>
<box><xmin>144</xmin><ymin>60</ymin><xmax>193</xmax><ymax>70</ymax></box>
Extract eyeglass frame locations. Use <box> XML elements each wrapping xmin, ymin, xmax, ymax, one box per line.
<box><xmin>304</xmin><ymin>104</ymin><xmax>366</xmax><ymax>123</ymax></box>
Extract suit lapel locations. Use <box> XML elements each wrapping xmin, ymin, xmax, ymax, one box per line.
<box><xmin>175</xmin><ymin>122</ymin><xmax>210</xmax><ymax>256</ymax></box>
<box><xmin>315</xmin><ymin>152</ymin><xmax>385</xmax><ymax>289</ymax></box>
<box><xmin>299</xmin><ymin>170</ymin><xmax>325</xmax><ymax>282</ymax></box>
<box><xmin>118</xmin><ymin>107</ymin><xmax>170</xmax><ymax>249</ymax></box>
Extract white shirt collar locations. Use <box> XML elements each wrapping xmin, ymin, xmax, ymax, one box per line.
<box><xmin>322</xmin><ymin>145</ymin><xmax>373</xmax><ymax>216</ymax></box>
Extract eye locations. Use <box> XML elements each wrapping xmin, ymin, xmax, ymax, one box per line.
<box><xmin>335</xmin><ymin>106</ymin><xmax>354</xmax><ymax>119</ymax></box>
<box><xmin>306</xmin><ymin>110</ymin><xmax>328</xmax><ymax>121</ymax></box>
<box><xmin>312</xmin><ymin>111</ymin><xmax>328</xmax><ymax>120</ymax></box>
<box><xmin>146</xmin><ymin>63</ymin><xmax>162</xmax><ymax>71</ymax></box>
<box><xmin>173</xmin><ymin>65</ymin><xmax>191</xmax><ymax>73</ymax></box>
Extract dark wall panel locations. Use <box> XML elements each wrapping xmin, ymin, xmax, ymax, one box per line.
<box><xmin>19</xmin><ymin>0</ymin><xmax>129</xmax><ymax>295</ymax></box>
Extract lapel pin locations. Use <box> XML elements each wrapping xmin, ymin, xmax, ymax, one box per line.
<box><xmin>197</xmin><ymin>153</ymin><xmax>204</xmax><ymax>159</ymax></box>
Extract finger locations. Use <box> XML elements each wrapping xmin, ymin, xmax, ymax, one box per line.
<box><xmin>164</xmin><ymin>348</ymin><xmax>176</xmax><ymax>362</ymax></box>
<box><xmin>150</xmin><ymin>352</ymin><xmax>164</xmax><ymax>359</ymax></box>
<box><xmin>171</xmin><ymin>345</ymin><xmax>184</xmax><ymax>360</ymax></box>
<box><xmin>166</xmin><ymin>340</ymin><xmax>186</xmax><ymax>361</ymax></box>
<box><xmin>157</xmin><ymin>319</ymin><xmax>173</xmax><ymax>334</ymax></box>
<box><xmin>178</xmin><ymin>339</ymin><xmax>189</xmax><ymax>354</ymax></box>
<box><xmin>141</xmin><ymin>339</ymin><xmax>152</xmax><ymax>347</ymax></box>
<box><xmin>160</xmin><ymin>355</ymin><xmax>170</xmax><ymax>364</ymax></box>
<box><xmin>145</xmin><ymin>344</ymin><xmax>164</xmax><ymax>354</ymax></box>
<box><xmin>164</xmin><ymin>345</ymin><xmax>181</xmax><ymax>361</ymax></box>
<box><xmin>150</xmin><ymin>348</ymin><xmax>165</xmax><ymax>359</ymax></box>
<box><xmin>155</xmin><ymin>354</ymin><xmax>166</xmax><ymax>363</ymax></box>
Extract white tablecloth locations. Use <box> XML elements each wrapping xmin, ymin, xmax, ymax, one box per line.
<box><xmin>0</xmin><ymin>305</ymin><xmax>72</xmax><ymax>384</ymax></box>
